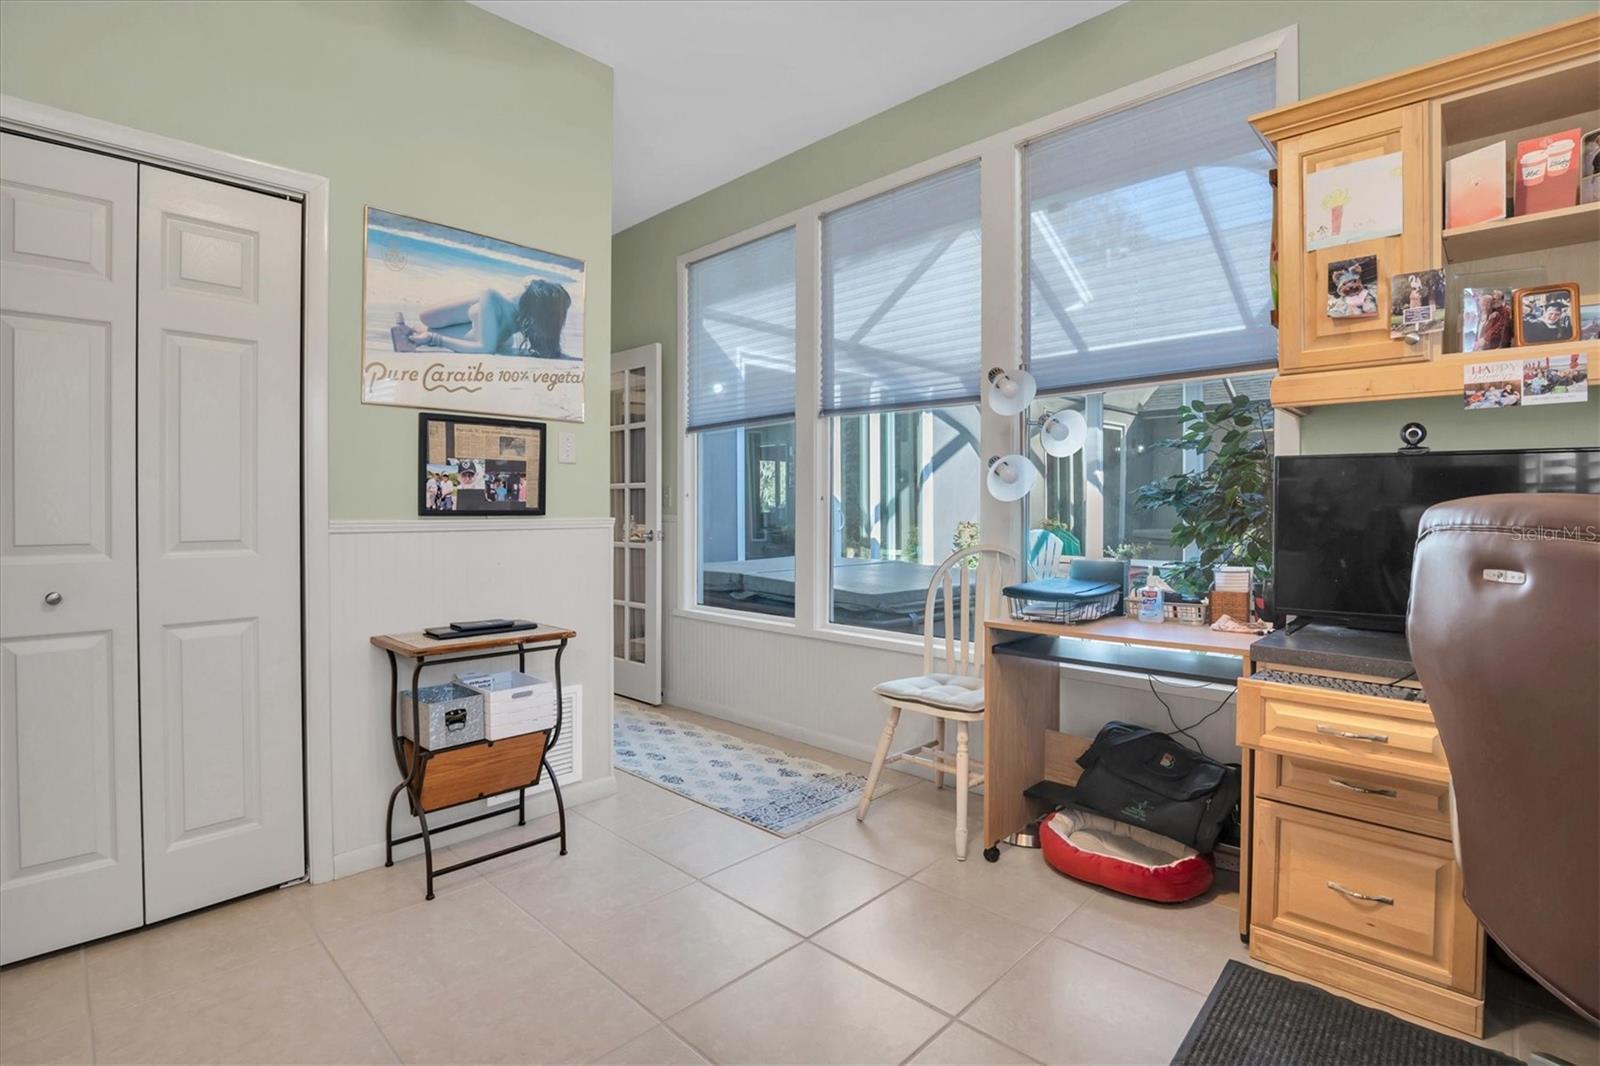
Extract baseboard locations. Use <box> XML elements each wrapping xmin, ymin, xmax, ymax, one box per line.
<box><xmin>329</xmin><ymin>517</ymin><xmax>611</xmax><ymax>535</ymax></box>
<box><xmin>661</xmin><ymin>695</ymin><xmax>895</xmax><ymax>763</ymax></box>
<box><xmin>329</xmin><ymin>774</ymin><xmax>620</xmax><ymax>881</ymax></box>
<box><xmin>658</xmin><ymin>693</ymin><xmax>966</xmax><ymax>783</ymax></box>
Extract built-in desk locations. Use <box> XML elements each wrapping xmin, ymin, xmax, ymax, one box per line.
<box><xmin>993</xmin><ymin>633</ymin><xmax>1249</xmax><ymax>685</ymax></box>
<box><xmin>982</xmin><ymin>616</ymin><xmax>1260</xmax><ymax>879</ymax></box>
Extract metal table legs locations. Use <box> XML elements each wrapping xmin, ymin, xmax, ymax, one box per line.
<box><xmin>382</xmin><ymin>639</ymin><xmax>568</xmax><ymax>899</ymax></box>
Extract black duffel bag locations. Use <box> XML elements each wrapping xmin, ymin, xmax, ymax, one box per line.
<box><xmin>1068</xmin><ymin>721</ymin><xmax>1239</xmax><ymax>853</ymax></box>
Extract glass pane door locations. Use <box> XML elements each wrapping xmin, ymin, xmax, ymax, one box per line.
<box><xmin>610</xmin><ymin>347</ymin><xmax>661</xmax><ymax>702</ymax></box>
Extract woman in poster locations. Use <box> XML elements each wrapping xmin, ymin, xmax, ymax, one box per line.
<box><xmin>406</xmin><ymin>278</ymin><xmax>573</xmax><ymax>359</ymax></box>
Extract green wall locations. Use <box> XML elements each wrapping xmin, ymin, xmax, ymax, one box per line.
<box><xmin>1300</xmin><ymin>393</ymin><xmax>1600</xmax><ymax>454</ymax></box>
<box><xmin>0</xmin><ymin>0</ymin><xmax>613</xmax><ymax>519</ymax></box>
<box><xmin>612</xmin><ymin>0</ymin><xmax>1597</xmax><ymax>511</ymax></box>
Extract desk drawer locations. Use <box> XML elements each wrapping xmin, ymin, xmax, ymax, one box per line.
<box><xmin>1238</xmin><ymin>680</ymin><xmax>1446</xmax><ymax>782</ymax></box>
<box><xmin>1252</xmin><ymin>799</ymin><xmax>1479</xmax><ymax>993</ymax></box>
<box><xmin>1258</xmin><ymin>753</ymin><xmax>1452</xmax><ymax>839</ymax></box>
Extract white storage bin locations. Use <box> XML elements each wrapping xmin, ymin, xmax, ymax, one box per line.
<box><xmin>455</xmin><ymin>670</ymin><xmax>558</xmax><ymax>739</ymax></box>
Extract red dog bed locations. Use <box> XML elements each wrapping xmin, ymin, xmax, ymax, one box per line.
<box><xmin>1041</xmin><ymin>806</ymin><xmax>1212</xmax><ymax>903</ymax></box>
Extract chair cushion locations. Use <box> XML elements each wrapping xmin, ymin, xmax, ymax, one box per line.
<box><xmin>874</xmin><ymin>673</ymin><xmax>984</xmax><ymax>713</ymax></box>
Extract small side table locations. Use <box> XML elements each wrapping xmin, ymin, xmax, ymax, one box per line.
<box><xmin>371</xmin><ymin>624</ymin><xmax>574</xmax><ymax>899</ymax></box>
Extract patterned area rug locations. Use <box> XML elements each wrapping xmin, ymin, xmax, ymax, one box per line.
<box><xmin>613</xmin><ymin>705</ymin><xmax>870</xmax><ymax>836</ymax></box>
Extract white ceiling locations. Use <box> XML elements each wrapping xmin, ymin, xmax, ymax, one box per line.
<box><xmin>471</xmin><ymin>0</ymin><xmax>1124</xmax><ymax>231</ymax></box>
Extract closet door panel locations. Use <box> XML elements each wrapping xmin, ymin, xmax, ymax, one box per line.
<box><xmin>0</xmin><ymin>134</ymin><xmax>143</xmax><ymax>964</ymax></box>
<box><xmin>137</xmin><ymin>166</ymin><xmax>303</xmax><ymax>921</ymax></box>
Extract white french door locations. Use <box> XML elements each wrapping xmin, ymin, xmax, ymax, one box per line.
<box><xmin>135</xmin><ymin>167</ymin><xmax>304</xmax><ymax>921</ymax></box>
<box><xmin>610</xmin><ymin>344</ymin><xmax>662</xmax><ymax>704</ymax></box>
<box><xmin>0</xmin><ymin>134</ymin><xmax>305</xmax><ymax>961</ymax></box>
<box><xmin>0</xmin><ymin>134</ymin><xmax>145</xmax><ymax>962</ymax></box>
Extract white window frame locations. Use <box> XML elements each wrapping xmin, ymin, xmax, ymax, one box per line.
<box><xmin>676</xmin><ymin>28</ymin><xmax>1298</xmax><ymax>656</ymax></box>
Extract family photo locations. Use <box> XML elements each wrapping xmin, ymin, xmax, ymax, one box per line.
<box><xmin>1523</xmin><ymin>354</ymin><xmax>1590</xmax><ymax>406</ymax></box>
<box><xmin>364</xmin><ymin>207</ymin><xmax>586</xmax><ymax>421</ymax></box>
<box><xmin>1463</xmin><ymin>373</ymin><xmax>1522</xmax><ymax>410</ymax></box>
<box><xmin>418</xmin><ymin>413</ymin><xmax>546</xmax><ymax>516</ymax></box>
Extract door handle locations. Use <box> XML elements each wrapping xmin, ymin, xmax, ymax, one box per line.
<box><xmin>631</xmin><ymin>528</ymin><xmax>660</xmax><ymax>543</ymax></box>
<box><xmin>44</xmin><ymin>591</ymin><xmax>63</xmax><ymax>606</ymax></box>
<box><xmin>1316</xmin><ymin>723</ymin><xmax>1389</xmax><ymax>744</ymax></box>
<box><xmin>1327</xmin><ymin>880</ymin><xmax>1394</xmax><ymax>905</ymax></box>
<box><xmin>1328</xmin><ymin>777</ymin><xmax>1397</xmax><ymax>797</ymax></box>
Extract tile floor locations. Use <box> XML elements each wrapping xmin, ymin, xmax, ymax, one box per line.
<box><xmin>1</xmin><ymin>701</ymin><xmax>1596</xmax><ymax>1065</ymax></box>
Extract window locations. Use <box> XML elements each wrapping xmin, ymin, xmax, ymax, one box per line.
<box><xmin>1024</xmin><ymin>373</ymin><xmax>1275</xmax><ymax>567</ymax></box>
<box><xmin>695</xmin><ymin>420</ymin><xmax>796</xmax><ymax>616</ymax></box>
<box><xmin>686</xmin><ymin>229</ymin><xmax>797</xmax><ymax>616</ymax></box>
<box><xmin>1017</xmin><ymin>59</ymin><xmax>1278</xmax><ymax>577</ymax></box>
<box><xmin>830</xmin><ymin>405</ymin><xmax>981</xmax><ymax>633</ymax></box>
<box><xmin>822</xmin><ymin>163</ymin><xmax>982</xmax><ymax>633</ymax></box>
<box><xmin>675</xmin><ymin>36</ymin><xmax>1291</xmax><ymax>642</ymax></box>
<box><xmin>1022</xmin><ymin>60</ymin><xmax>1278</xmax><ymax>394</ymax></box>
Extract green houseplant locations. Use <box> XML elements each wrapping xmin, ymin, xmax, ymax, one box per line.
<box><xmin>1134</xmin><ymin>394</ymin><xmax>1272</xmax><ymax>599</ymax></box>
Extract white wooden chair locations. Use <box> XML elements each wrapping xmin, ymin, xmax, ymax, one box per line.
<box><xmin>856</xmin><ymin>545</ymin><xmax>1018</xmax><ymax>860</ymax></box>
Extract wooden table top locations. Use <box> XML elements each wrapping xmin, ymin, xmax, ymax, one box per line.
<box><xmin>371</xmin><ymin>624</ymin><xmax>576</xmax><ymax>658</ymax></box>
<box><xmin>987</xmin><ymin>613</ymin><xmax>1260</xmax><ymax>659</ymax></box>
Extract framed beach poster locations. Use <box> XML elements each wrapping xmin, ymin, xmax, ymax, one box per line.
<box><xmin>363</xmin><ymin>208</ymin><xmax>586</xmax><ymax>421</ymax></box>
<box><xmin>418</xmin><ymin>413</ymin><xmax>547</xmax><ymax>516</ymax></box>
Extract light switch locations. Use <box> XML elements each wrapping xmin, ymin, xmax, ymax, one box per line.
<box><xmin>558</xmin><ymin>430</ymin><xmax>577</xmax><ymax>464</ymax></box>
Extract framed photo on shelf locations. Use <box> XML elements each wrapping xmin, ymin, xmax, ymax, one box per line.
<box><xmin>1461</xmin><ymin>287</ymin><xmax>1514</xmax><ymax>352</ymax></box>
<box><xmin>1512</xmin><ymin>283</ymin><xmax>1581</xmax><ymax>346</ymax></box>
<box><xmin>418</xmin><ymin>412</ymin><xmax>547</xmax><ymax>517</ymax></box>
<box><xmin>1580</xmin><ymin>299</ymin><xmax>1600</xmax><ymax>341</ymax></box>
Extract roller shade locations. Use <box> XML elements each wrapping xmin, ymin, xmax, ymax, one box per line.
<box><xmin>1023</xmin><ymin>60</ymin><xmax>1277</xmax><ymax>395</ymax></box>
<box><xmin>821</xmin><ymin>162</ymin><xmax>981</xmax><ymax>416</ymax></box>
<box><xmin>686</xmin><ymin>228</ymin><xmax>796</xmax><ymax>432</ymax></box>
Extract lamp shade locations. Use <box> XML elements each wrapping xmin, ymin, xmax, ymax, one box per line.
<box><xmin>986</xmin><ymin>367</ymin><xmax>1037</xmax><ymax>416</ymax></box>
<box><xmin>1038</xmin><ymin>408</ymin><xmax>1089</xmax><ymax>458</ymax></box>
<box><xmin>986</xmin><ymin>454</ymin><xmax>1039</xmax><ymax>502</ymax></box>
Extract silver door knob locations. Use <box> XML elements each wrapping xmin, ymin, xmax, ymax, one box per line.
<box><xmin>44</xmin><ymin>591</ymin><xmax>63</xmax><ymax>606</ymax></box>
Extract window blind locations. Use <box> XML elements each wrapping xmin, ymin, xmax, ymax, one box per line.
<box><xmin>685</xmin><ymin>228</ymin><xmax>796</xmax><ymax>432</ymax></box>
<box><xmin>821</xmin><ymin>162</ymin><xmax>981</xmax><ymax>417</ymax></box>
<box><xmin>1023</xmin><ymin>60</ymin><xmax>1277</xmax><ymax>395</ymax></box>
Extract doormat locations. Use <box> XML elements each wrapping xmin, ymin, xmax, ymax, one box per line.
<box><xmin>1173</xmin><ymin>960</ymin><xmax>1517</xmax><ymax>1066</ymax></box>
<box><xmin>613</xmin><ymin>705</ymin><xmax>872</xmax><ymax>836</ymax></box>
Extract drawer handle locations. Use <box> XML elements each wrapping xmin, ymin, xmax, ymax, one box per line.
<box><xmin>1327</xmin><ymin>881</ymin><xmax>1394</xmax><ymax>906</ymax></box>
<box><xmin>1316</xmin><ymin>724</ymin><xmax>1389</xmax><ymax>744</ymax></box>
<box><xmin>1328</xmin><ymin>777</ymin><xmax>1398</xmax><ymax>798</ymax></box>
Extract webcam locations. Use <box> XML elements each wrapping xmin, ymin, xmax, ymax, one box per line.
<box><xmin>1399</xmin><ymin>422</ymin><xmax>1429</xmax><ymax>454</ymax></box>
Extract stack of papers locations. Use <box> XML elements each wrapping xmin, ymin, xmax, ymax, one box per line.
<box><xmin>1213</xmin><ymin>567</ymin><xmax>1252</xmax><ymax>592</ymax></box>
<box><xmin>456</xmin><ymin>671</ymin><xmax>558</xmax><ymax>740</ymax></box>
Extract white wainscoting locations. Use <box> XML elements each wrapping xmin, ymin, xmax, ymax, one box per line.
<box><xmin>327</xmin><ymin>518</ymin><xmax>616</xmax><ymax>878</ymax></box>
<box><xmin>661</xmin><ymin>518</ymin><xmax>1241</xmax><ymax>770</ymax></box>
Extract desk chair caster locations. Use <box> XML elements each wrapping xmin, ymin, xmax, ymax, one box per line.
<box><xmin>983</xmin><ymin>846</ymin><xmax>1001</xmax><ymax>862</ymax></box>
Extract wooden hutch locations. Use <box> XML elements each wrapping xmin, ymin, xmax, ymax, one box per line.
<box><xmin>1239</xmin><ymin>13</ymin><xmax>1599</xmax><ymax>1038</ymax></box>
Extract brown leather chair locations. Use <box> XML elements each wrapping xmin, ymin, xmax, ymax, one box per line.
<box><xmin>1408</xmin><ymin>493</ymin><xmax>1600</xmax><ymax>1024</ymax></box>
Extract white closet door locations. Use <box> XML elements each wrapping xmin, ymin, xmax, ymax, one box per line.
<box><xmin>136</xmin><ymin>166</ymin><xmax>303</xmax><ymax>920</ymax></box>
<box><xmin>0</xmin><ymin>134</ymin><xmax>144</xmax><ymax>963</ymax></box>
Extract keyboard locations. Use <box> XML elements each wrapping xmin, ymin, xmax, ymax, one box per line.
<box><xmin>1251</xmin><ymin>669</ymin><xmax>1426</xmax><ymax>703</ymax></box>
